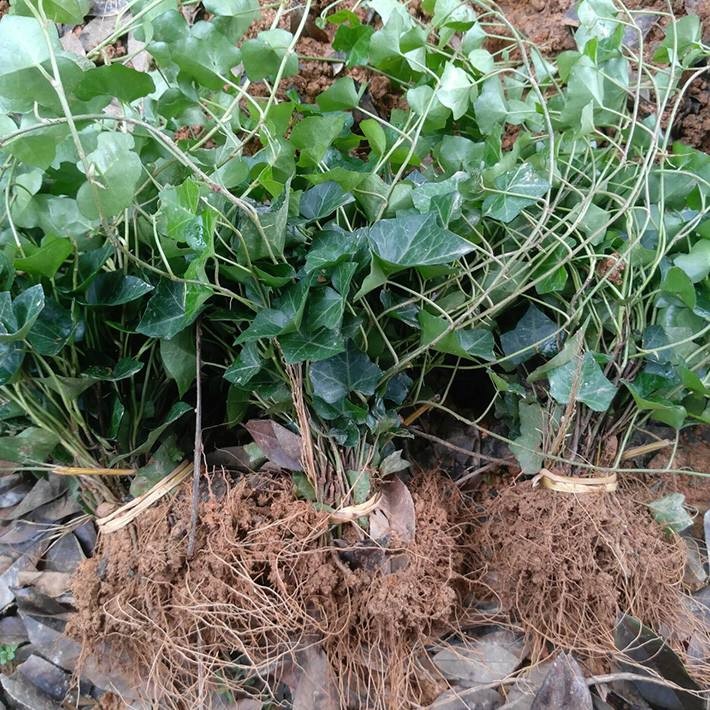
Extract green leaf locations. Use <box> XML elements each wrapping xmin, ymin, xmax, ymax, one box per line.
<box><xmin>238</xmin><ymin>184</ymin><xmax>290</xmax><ymax>261</ymax></box>
<box><xmin>0</xmin><ymin>427</ymin><xmax>59</xmax><ymax>464</ymax></box>
<box><xmin>0</xmin><ymin>284</ymin><xmax>45</xmax><ymax>343</ymax></box>
<box><xmin>528</xmin><ymin>324</ymin><xmax>587</xmax><ymax>382</ymax></box>
<box><xmin>279</xmin><ymin>328</ymin><xmax>345</xmax><ymax>364</ymax></box>
<box><xmin>75</xmin><ymin>64</ymin><xmax>155</xmax><ymax>102</ymax></box>
<box><xmin>300</xmin><ymin>181</ymin><xmax>354</xmax><ymax>221</ymax></box>
<box><xmin>0</xmin><ymin>340</ymin><xmax>25</xmax><ymax>385</ymax></box>
<box><xmin>204</xmin><ymin>0</ymin><xmax>259</xmax><ymax>29</ymax></box>
<box><xmin>160</xmin><ymin>326</ymin><xmax>196</xmax><ymax>397</ymax></box>
<box><xmin>435</xmin><ymin>62</ymin><xmax>473</xmax><ymax>120</ymax></box>
<box><xmin>333</xmin><ymin>21</ymin><xmax>373</xmax><ymax>66</ymax></box>
<box><xmin>367</xmin><ymin>213</ymin><xmax>474</xmax><ymax>268</ymax></box>
<box><xmin>158</xmin><ymin>178</ymin><xmax>208</xmax><ymax>248</ymax></box>
<box><xmin>119</xmin><ymin>401</ymin><xmax>192</xmax><ymax>461</ymax></box>
<box><xmin>13</xmin><ymin>0</ymin><xmax>89</xmax><ymax>23</ymax></box>
<box><xmin>548</xmin><ymin>352</ymin><xmax>617</xmax><ymax>412</ymax></box>
<box><xmin>136</xmin><ymin>279</ymin><xmax>210</xmax><ymax>339</ymax></box>
<box><xmin>291</xmin><ymin>114</ymin><xmax>346</xmax><ymax>164</ymax></box>
<box><xmin>419</xmin><ymin>311</ymin><xmax>495</xmax><ymax>360</ymax></box>
<box><xmin>0</xmin><ymin>17</ymin><xmax>58</xmax><ymax>74</ymax></box>
<box><xmin>224</xmin><ymin>341</ymin><xmax>262</xmax><ymax>387</ymax></box>
<box><xmin>474</xmin><ymin>76</ymin><xmax>507</xmax><ymax>135</ymax></box>
<box><xmin>242</xmin><ymin>29</ymin><xmax>298</xmax><ymax>81</ymax></box>
<box><xmin>76</xmin><ymin>132</ymin><xmax>143</xmax><ymax>219</ymax></box>
<box><xmin>500</xmin><ymin>305</ymin><xmax>558</xmax><ymax>365</ymax></box>
<box><xmin>674</xmin><ymin>240</ymin><xmax>710</xmax><ymax>283</ymax></box>
<box><xmin>648</xmin><ymin>494</ymin><xmax>693</xmax><ymax>533</ymax></box>
<box><xmin>85</xmin><ymin>273</ymin><xmax>154</xmax><ymax>306</ymax></box>
<box><xmin>360</xmin><ymin>118</ymin><xmax>386</xmax><ymax>155</ymax></box>
<box><xmin>85</xmin><ymin>357</ymin><xmax>144</xmax><ymax>381</ymax></box>
<box><xmin>316</xmin><ymin>77</ymin><xmax>360</xmax><ymax>111</ymax></box>
<box><xmin>626</xmin><ymin>382</ymin><xmax>687</xmax><ymax>428</ymax></box>
<box><xmin>483</xmin><ymin>163</ymin><xmax>550</xmax><ymax>223</ymax></box>
<box><xmin>309</xmin><ymin>346</ymin><xmax>382</xmax><ymax>404</ymax></box>
<box><xmin>661</xmin><ymin>266</ymin><xmax>696</xmax><ymax>309</ymax></box>
<box><xmin>14</xmin><ymin>235</ymin><xmax>73</xmax><ymax>278</ymax></box>
<box><xmin>27</xmin><ymin>298</ymin><xmax>74</xmax><ymax>356</ymax></box>
<box><xmin>511</xmin><ymin>401</ymin><xmax>544</xmax><ymax>474</ymax></box>
<box><xmin>308</xmin><ymin>287</ymin><xmax>345</xmax><ymax>330</ymax></box>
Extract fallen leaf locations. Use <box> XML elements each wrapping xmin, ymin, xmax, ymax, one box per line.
<box><xmin>44</xmin><ymin>534</ymin><xmax>85</xmax><ymax>574</ymax></box>
<box><xmin>0</xmin><ymin>478</ymin><xmax>67</xmax><ymax>521</ymax></box>
<box><xmin>0</xmin><ymin>671</ymin><xmax>60</xmax><ymax>710</ymax></box>
<box><xmin>0</xmin><ymin>539</ymin><xmax>48</xmax><ymax>611</ymax></box>
<box><xmin>16</xmin><ymin>571</ymin><xmax>73</xmax><ymax>598</ymax></box>
<box><xmin>615</xmin><ymin>614</ymin><xmax>705</xmax><ymax>710</ymax></box>
<box><xmin>245</xmin><ymin>420</ymin><xmax>303</xmax><ymax>471</ymax></box>
<box><xmin>0</xmin><ymin>615</ymin><xmax>28</xmax><ymax>645</ymax></box>
<box><xmin>292</xmin><ymin>645</ymin><xmax>338</xmax><ymax>710</ymax></box>
<box><xmin>433</xmin><ymin>630</ymin><xmax>524</xmax><ymax>686</ymax></box>
<box><xmin>369</xmin><ymin>478</ymin><xmax>415</xmax><ymax>544</ymax></box>
<box><xmin>17</xmin><ymin>655</ymin><xmax>70</xmax><ymax>702</ymax></box>
<box><xmin>432</xmin><ymin>685</ymin><xmax>503</xmax><ymax>709</ymax></box>
<box><xmin>530</xmin><ymin>653</ymin><xmax>592</xmax><ymax>710</ymax></box>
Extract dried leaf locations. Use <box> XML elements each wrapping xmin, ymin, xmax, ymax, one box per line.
<box><xmin>433</xmin><ymin>630</ymin><xmax>524</xmax><ymax>686</ymax></box>
<box><xmin>44</xmin><ymin>534</ymin><xmax>85</xmax><ymax>574</ymax></box>
<box><xmin>245</xmin><ymin>420</ymin><xmax>303</xmax><ymax>471</ymax></box>
<box><xmin>17</xmin><ymin>571</ymin><xmax>73</xmax><ymax>598</ymax></box>
<box><xmin>292</xmin><ymin>645</ymin><xmax>338</xmax><ymax>710</ymax></box>
<box><xmin>369</xmin><ymin>478</ymin><xmax>415</xmax><ymax>544</ymax></box>
<box><xmin>432</xmin><ymin>686</ymin><xmax>503</xmax><ymax>709</ymax></box>
<box><xmin>0</xmin><ymin>539</ymin><xmax>48</xmax><ymax>611</ymax></box>
<box><xmin>0</xmin><ymin>616</ymin><xmax>28</xmax><ymax>645</ymax></box>
<box><xmin>530</xmin><ymin>653</ymin><xmax>592</xmax><ymax>710</ymax></box>
<box><xmin>0</xmin><ymin>671</ymin><xmax>60</xmax><ymax>710</ymax></box>
<box><xmin>0</xmin><ymin>478</ymin><xmax>66</xmax><ymax>521</ymax></box>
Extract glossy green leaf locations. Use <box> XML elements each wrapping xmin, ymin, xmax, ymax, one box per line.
<box><xmin>626</xmin><ymin>382</ymin><xmax>687</xmax><ymax>428</ymax></box>
<box><xmin>316</xmin><ymin>77</ymin><xmax>360</xmax><ymax>111</ymax></box>
<box><xmin>419</xmin><ymin>311</ymin><xmax>495</xmax><ymax>360</ymax></box>
<box><xmin>661</xmin><ymin>266</ymin><xmax>696</xmax><ymax>309</ymax></box>
<box><xmin>242</xmin><ymin>29</ymin><xmax>298</xmax><ymax>81</ymax></box>
<box><xmin>76</xmin><ymin>64</ymin><xmax>155</xmax><ymax>102</ymax></box>
<box><xmin>291</xmin><ymin>114</ymin><xmax>346</xmax><ymax>164</ymax></box>
<box><xmin>483</xmin><ymin>163</ymin><xmax>550</xmax><ymax>223</ymax></box>
<box><xmin>85</xmin><ymin>273</ymin><xmax>154</xmax><ymax>306</ymax></box>
<box><xmin>14</xmin><ymin>235</ymin><xmax>73</xmax><ymax>278</ymax></box>
<box><xmin>136</xmin><ymin>279</ymin><xmax>210</xmax><ymax>339</ymax></box>
<box><xmin>674</xmin><ymin>240</ymin><xmax>710</xmax><ymax>283</ymax></box>
<box><xmin>367</xmin><ymin>213</ymin><xmax>474</xmax><ymax>268</ymax></box>
<box><xmin>0</xmin><ymin>285</ymin><xmax>45</xmax><ymax>343</ymax></box>
<box><xmin>435</xmin><ymin>63</ymin><xmax>473</xmax><ymax>119</ymax></box>
<box><xmin>309</xmin><ymin>346</ymin><xmax>382</xmax><ymax>404</ymax></box>
<box><xmin>85</xmin><ymin>357</ymin><xmax>144</xmax><ymax>381</ymax></box>
<box><xmin>300</xmin><ymin>181</ymin><xmax>354</xmax><ymax>221</ymax></box>
<box><xmin>27</xmin><ymin>298</ymin><xmax>74</xmax><ymax>356</ymax></box>
<box><xmin>224</xmin><ymin>341</ymin><xmax>262</xmax><ymax>387</ymax></box>
<box><xmin>360</xmin><ymin>119</ymin><xmax>386</xmax><ymax>155</ymax></box>
<box><xmin>160</xmin><ymin>326</ymin><xmax>196</xmax><ymax>397</ymax></box>
<box><xmin>511</xmin><ymin>401</ymin><xmax>544</xmax><ymax>474</ymax></box>
<box><xmin>119</xmin><ymin>401</ymin><xmax>192</xmax><ymax>461</ymax></box>
<box><xmin>0</xmin><ymin>17</ymin><xmax>58</xmax><ymax>74</ymax></box>
<box><xmin>76</xmin><ymin>132</ymin><xmax>143</xmax><ymax>219</ymax></box>
<box><xmin>548</xmin><ymin>352</ymin><xmax>617</xmax><ymax>412</ymax></box>
<box><xmin>501</xmin><ymin>305</ymin><xmax>558</xmax><ymax>365</ymax></box>
<box><xmin>279</xmin><ymin>328</ymin><xmax>345</xmax><ymax>364</ymax></box>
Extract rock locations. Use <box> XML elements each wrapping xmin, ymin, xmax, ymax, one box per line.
<box><xmin>530</xmin><ymin>654</ymin><xmax>592</xmax><ymax>710</ymax></box>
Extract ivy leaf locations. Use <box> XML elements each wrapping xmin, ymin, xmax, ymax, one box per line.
<box><xmin>0</xmin><ymin>340</ymin><xmax>25</xmax><ymax>385</ymax></box>
<box><xmin>548</xmin><ymin>352</ymin><xmax>617</xmax><ymax>412</ymax></box>
<box><xmin>0</xmin><ymin>17</ymin><xmax>58</xmax><ymax>73</ymax></box>
<box><xmin>27</xmin><ymin>298</ymin><xmax>74</xmax><ymax>356</ymax></box>
<box><xmin>279</xmin><ymin>328</ymin><xmax>345</xmax><ymax>364</ymax></box>
<box><xmin>238</xmin><ymin>184</ymin><xmax>290</xmax><ymax>261</ymax></box>
<box><xmin>291</xmin><ymin>114</ymin><xmax>346</xmax><ymax>164</ymax></box>
<box><xmin>0</xmin><ymin>427</ymin><xmax>59</xmax><ymax>464</ymax></box>
<box><xmin>12</xmin><ymin>0</ymin><xmax>89</xmax><ymax>24</ymax></box>
<box><xmin>435</xmin><ymin>63</ymin><xmax>474</xmax><ymax>120</ymax></box>
<box><xmin>674</xmin><ymin>240</ymin><xmax>710</xmax><ymax>283</ymax></box>
<box><xmin>242</xmin><ymin>29</ymin><xmax>298</xmax><ymax>81</ymax></box>
<box><xmin>76</xmin><ymin>133</ymin><xmax>143</xmax><ymax>219</ymax></box>
<box><xmin>511</xmin><ymin>401</ymin><xmax>544</xmax><ymax>474</ymax></box>
<box><xmin>333</xmin><ymin>22</ymin><xmax>374</xmax><ymax>66</ymax></box>
<box><xmin>224</xmin><ymin>341</ymin><xmax>262</xmax><ymax>387</ymax></box>
<box><xmin>14</xmin><ymin>235</ymin><xmax>73</xmax><ymax>279</ymax></box>
<box><xmin>308</xmin><ymin>287</ymin><xmax>345</xmax><ymax>330</ymax></box>
<box><xmin>367</xmin><ymin>213</ymin><xmax>474</xmax><ymax>268</ymax></box>
<box><xmin>204</xmin><ymin>0</ymin><xmax>259</xmax><ymax>29</ymax></box>
<box><xmin>118</xmin><ymin>401</ymin><xmax>192</xmax><ymax>461</ymax></box>
<box><xmin>85</xmin><ymin>357</ymin><xmax>144</xmax><ymax>381</ymax></box>
<box><xmin>626</xmin><ymin>382</ymin><xmax>687</xmax><ymax>428</ymax></box>
<box><xmin>316</xmin><ymin>77</ymin><xmax>360</xmax><ymax>111</ymax></box>
<box><xmin>0</xmin><ymin>284</ymin><xmax>45</xmax><ymax>343</ymax></box>
<box><xmin>136</xmin><ymin>280</ymin><xmax>210</xmax><ymax>339</ymax></box>
<box><xmin>483</xmin><ymin>163</ymin><xmax>550</xmax><ymax>223</ymax></box>
<box><xmin>419</xmin><ymin>311</ymin><xmax>495</xmax><ymax>360</ymax></box>
<box><xmin>309</xmin><ymin>346</ymin><xmax>382</xmax><ymax>404</ymax></box>
<box><xmin>500</xmin><ymin>304</ymin><xmax>559</xmax><ymax>365</ymax></box>
<box><xmin>84</xmin><ymin>273</ymin><xmax>154</xmax><ymax>306</ymax></box>
<box><xmin>160</xmin><ymin>326</ymin><xmax>196</xmax><ymax>397</ymax></box>
<box><xmin>661</xmin><ymin>266</ymin><xmax>696</xmax><ymax>309</ymax></box>
<box><xmin>474</xmin><ymin>77</ymin><xmax>508</xmax><ymax>135</ymax></box>
<box><xmin>75</xmin><ymin>64</ymin><xmax>155</xmax><ymax>103</ymax></box>
<box><xmin>300</xmin><ymin>181</ymin><xmax>354</xmax><ymax>221</ymax></box>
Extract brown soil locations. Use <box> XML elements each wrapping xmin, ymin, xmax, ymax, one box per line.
<box><xmin>475</xmin><ymin>480</ymin><xmax>709</xmax><ymax>677</ymax></box>
<box><xmin>69</xmin><ymin>472</ymin><xmax>475</xmax><ymax>709</ymax></box>
<box><xmin>0</xmin><ymin>0</ymin><xmax>8</xmax><ymax>19</ymax></box>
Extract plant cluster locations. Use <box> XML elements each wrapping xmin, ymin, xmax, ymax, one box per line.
<box><xmin>0</xmin><ymin>0</ymin><xmax>708</xmax><ymax>498</ymax></box>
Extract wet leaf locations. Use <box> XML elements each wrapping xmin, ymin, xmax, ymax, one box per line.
<box><xmin>244</xmin><ymin>420</ymin><xmax>303</xmax><ymax>471</ymax></box>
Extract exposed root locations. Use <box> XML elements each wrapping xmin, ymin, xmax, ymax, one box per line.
<box><xmin>475</xmin><ymin>480</ymin><xmax>710</xmax><ymax>682</ymax></box>
<box><xmin>69</xmin><ymin>472</ymin><xmax>474</xmax><ymax>709</ymax></box>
